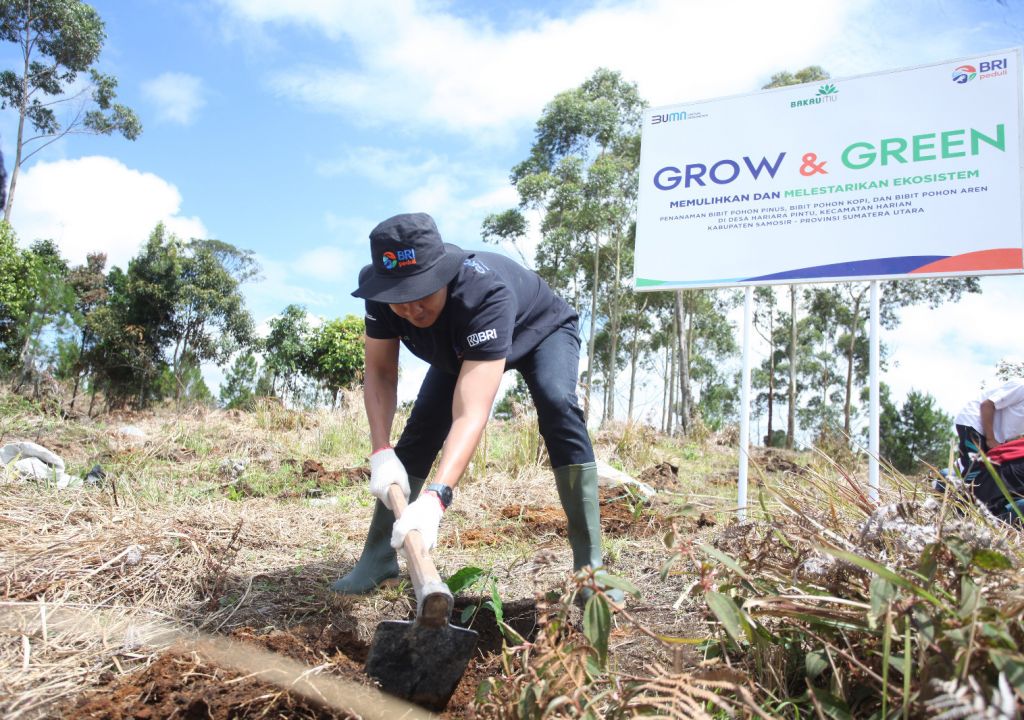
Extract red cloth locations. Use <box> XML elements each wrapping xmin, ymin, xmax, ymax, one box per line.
<box><xmin>986</xmin><ymin>438</ymin><xmax>1024</xmax><ymax>465</ymax></box>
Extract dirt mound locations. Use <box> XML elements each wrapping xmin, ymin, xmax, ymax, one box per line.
<box><xmin>71</xmin><ymin>625</ymin><xmax>368</xmax><ymax>719</ymax></box>
<box><xmin>69</xmin><ymin>603</ymin><xmax>540</xmax><ymax>719</ymax></box>
<box><xmin>300</xmin><ymin>459</ymin><xmax>368</xmax><ymax>485</ymax></box>
<box><xmin>638</xmin><ymin>461</ymin><xmax>679</xmax><ymax>489</ymax></box>
<box><xmin>499</xmin><ymin>488</ymin><xmax>663</xmax><ymax>538</ymax></box>
<box><xmin>752</xmin><ymin>447</ymin><xmax>805</xmax><ymax>475</ymax></box>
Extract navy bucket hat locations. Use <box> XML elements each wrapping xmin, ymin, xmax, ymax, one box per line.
<box><xmin>352</xmin><ymin>213</ymin><xmax>467</xmax><ymax>304</ymax></box>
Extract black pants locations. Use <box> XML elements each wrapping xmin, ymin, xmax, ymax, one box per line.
<box><xmin>394</xmin><ymin>322</ymin><xmax>594</xmax><ymax>478</ymax></box>
<box><xmin>955</xmin><ymin>424</ymin><xmax>991</xmax><ymax>479</ymax></box>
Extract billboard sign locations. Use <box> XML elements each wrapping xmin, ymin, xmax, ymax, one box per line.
<box><xmin>635</xmin><ymin>49</ymin><xmax>1024</xmax><ymax>289</ymax></box>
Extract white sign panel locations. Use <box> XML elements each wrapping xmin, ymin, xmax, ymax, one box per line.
<box><xmin>635</xmin><ymin>49</ymin><xmax>1024</xmax><ymax>290</ymax></box>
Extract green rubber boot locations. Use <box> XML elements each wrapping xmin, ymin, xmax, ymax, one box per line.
<box><xmin>329</xmin><ymin>475</ymin><xmax>426</xmax><ymax>594</ymax></box>
<box><xmin>553</xmin><ymin>462</ymin><xmax>624</xmax><ymax>604</ymax></box>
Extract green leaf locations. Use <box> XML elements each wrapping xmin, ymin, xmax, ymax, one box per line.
<box><xmin>593</xmin><ymin>570</ymin><xmax>641</xmax><ymax>597</ymax></box>
<box><xmin>918</xmin><ymin>543</ymin><xmax>938</xmax><ymax>580</ymax></box>
<box><xmin>705</xmin><ymin>591</ymin><xmax>747</xmax><ymax>646</ymax></box>
<box><xmin>870</xmin><ymin>576</ymin><xmax>897</xmax><ymax>623</ymax></box>
<box><xmin>446</xmin><ymin>566</ymin><xmax>486</xmax><ymax>594</ymax></box>
<box><xmin>805</xmin><ymin>687</ymin><xmax>852</xmax><ymax>719</ymax></box>
<box><xmin>972</xmin><ymin>548</ymin><xmax>1013</xmax><ymax>571</ymax></box>
<box><xmin>699</xmin><ymin>544</ymin><xmax>754</xmax><ymax>582</ymax></box>
<box><xmin>945</xmin><ymin>536</ymin><xmax>972</xmax><ymax>568</ymax></box>
<box><xmin>583</xmin><ymin>594</ymin><xmax>611</xmax><ymax>669</ymax></box>
<box><xmin>912</xmin><ymin>606</ymin><xmax>937</xmax><ymax>645</ymax></box>
<box><xmin>488</xmin><ymin>581</ymin><xmax>505</xmax><ymax>627</ymax></box>
<box><xmin>460</xmin><ymin>604</ymin><xmax>478</xmax><ymax>624</ymax></box>
<box><xmin>979</xmin><ymin>622</ymin><xmax>1016</xmax><ymax>648</ymax></box>
<box><xmin>498</xmin><ymin>620</ymin><xmax>526</xmax><ymax>646</ymax></box>
<box><xmin>817</xmin><ymin>545</ymin><xmax>944</xmax><ymax>608</ymax></box>
<box><xmin>806</xmin><ymin>649</ymin><xmax>829</xmax><ymax>679</ymax></box>
<box><xmin>958</xmin><ymin>576</ymin><xmax>979</xmax><ymax>618</ymax></box>
<box><xmin>655</xmin><ymin>633</ymin><xmax>709</xmax><ymax>645</ymax></box>
<box><xmin>990</xmin><ymin>651</ymin><xmax>1024</xmax><ymax>692</ymax></box>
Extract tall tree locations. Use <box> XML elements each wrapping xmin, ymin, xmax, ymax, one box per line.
<box><xmin>0</xmin><ymin>0</ymin><xmax>141</xmax><ymax>219</ymax></box>
<box><xmin>806</xmin><ymin>278</ymin><xmax>980</xmax><ymax>443</ymax></box>
<box><xmin>65</xmin><ymin>251</ymin><xmax>107</xmax><ymax>409</ymax></box>
<box><xmin>484</xmin><ymin>68</ymin><xmax>644</xmax><ymax>423</ymax></box>
<box><xmin>220</xmin><ymin>350</ymin><xmax>259</xmax><ymax>410</ymax></box>
<box><xmin>305</xmin><ymin>315</ymin><xmax>364</xmax><ymax>408</ymax></box>
<box><xmin>877</xmin><ymin>384</ymin><xmax>953</xmax><ymax>472</ymax></box>
<box><xmin>14</xmin><ymin>238</ymin><xmax>75</xmax><ymax>388</ymax></box>
<box><xmin>762</xmin><ymin>66</ymin><xmax>830</xmax><ymax>448</ymax></box>
<box><xmin>169</xmin><ymin>238</ymin><xmax>257</xmax><ymax>403</ymax></box>
<box><xmin>264</xmin><ymin>304</ymin><xmax>310</xmax><ymax>404</ymax></box>
<box><xmin>0</xmin><ymin>220</ymin><xmax>30</xmax><ymax>366</ymax></box>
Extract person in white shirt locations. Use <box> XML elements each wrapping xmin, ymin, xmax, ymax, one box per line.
<box><xmin>953</xmin><ymin>379</ymin><xmax>1024</xmax><ymax>477</ymax></box>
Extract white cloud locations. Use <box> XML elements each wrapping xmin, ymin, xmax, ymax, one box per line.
<box><xmin>316</xmin><ymin>146</ymin><xmax>445</xmax><ymax>187</ymax></box>
<box><xmin>882</xmin><ymin>276</ymin><xmax>1024</xmax><ymax>418</ymax></box>
<box><xmin>291</xmin><ymin>245</ymin><xmax>359</xmax><ymax>282</ymax></box>
<box><xmin>220</xmin><ymin>0</ymin><xmax>859</xmax><ymax>137</ymax></box>
<box><xmin>10</xmin><ymin>155</ymin><xmax>208</xmax><ymax>269</ymax></box>
<box><xmin>141</xmin><ymin>72</ymin><xmax>206</xmax><ymax>125</ymax></box>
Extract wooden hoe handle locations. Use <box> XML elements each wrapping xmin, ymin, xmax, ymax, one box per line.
<box><xmin>387</xmin><ymin>484</ymin><xmax>453</xmax><ymax>627</ymax></box>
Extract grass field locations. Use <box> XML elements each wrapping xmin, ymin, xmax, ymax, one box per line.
<box><xmin>1</xmin><ymin>391</ymin><xmax>1021</xmax><ymax>718</ymax></box>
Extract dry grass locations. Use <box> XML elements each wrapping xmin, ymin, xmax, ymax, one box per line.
<box><xmin>9</xmin><ymin>389</ymin><xmax>1011</xmax><ymax>718</ymax></box>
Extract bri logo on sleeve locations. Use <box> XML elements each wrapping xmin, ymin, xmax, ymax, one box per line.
<box><xmin>466</xmin><ymin>328</ymin><xmax>498</xmax><ymax>347</ymax></box>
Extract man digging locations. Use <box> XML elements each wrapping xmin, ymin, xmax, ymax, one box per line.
<box><xmin>331</xmin><ymin>212</ymin><xmax>621</xmax><ymax>603</ymax></box>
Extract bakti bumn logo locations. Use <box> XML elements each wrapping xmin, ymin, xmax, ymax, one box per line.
<box><xmin>952</xmin><ymin>64</ymin><xmax>977</xmax><ymax>84</ymax></box>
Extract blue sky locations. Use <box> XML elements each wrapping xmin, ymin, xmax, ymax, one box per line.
<box><xmin>3</xmin><ymin>0</ymin><xmax>1024</xmax><ymax>425</ymax></box>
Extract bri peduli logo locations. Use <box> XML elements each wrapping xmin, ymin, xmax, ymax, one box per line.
<box><xmin>790</xmin><ymin>84</ymin><xmax>838</xmax><ymax>109</ymax></box>
<box><xmin>952</xmin><ymin>58</ymin><xmax>1008</xmax><ymax>84</ymax></box>
<box><xmin>382</xmin><ymin>248</ymin><xmax>417</xmax><ymax>270</ymax></box>
<box><xmin>952</xmin><ymin>65</ymin><xmax>977</xmax><ymax>83</ymax></box>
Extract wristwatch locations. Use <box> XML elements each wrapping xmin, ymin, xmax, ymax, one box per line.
<box><xmin>425</xmin><ymin>483</ymin><xmax>454</xmax><ymax>510</ymax></box>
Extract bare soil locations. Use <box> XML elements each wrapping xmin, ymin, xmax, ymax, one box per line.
<box><xmin>68</xmin><ymin>600</ymin><xmax>539</xmax><ymax>719</ymax></box>
<box><xmin>3</xmin><ymin>402</ymin><xmax>756</xmax><ymax>719</ymax></box>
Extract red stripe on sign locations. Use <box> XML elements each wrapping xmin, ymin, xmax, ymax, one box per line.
<box><xmin>910</xmin><ymin>248</ymin><xmax>1023</xmax><ymax>274</ymax></box>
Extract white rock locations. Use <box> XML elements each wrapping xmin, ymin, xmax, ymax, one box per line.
<box><xmin>117</xmin><ymin>425</ymin><xmax>147</xmax><ymax>440</ymax></box>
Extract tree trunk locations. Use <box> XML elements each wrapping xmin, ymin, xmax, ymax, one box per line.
<box><xmin>843</xmin><ymin>288</ymin><xmax>864</xmax><ymax>437</ymax></box>
<box><xmin>627</xmin><ymin>298</ymin><xmax>647</xmax><ymax>421</ymax></box>
<box><xmin>786</xmin><ymin>286</ymin><xmax>798</xmax><ymax>449</ymax></box>
<box><xmin>674</xmin><ymin>291</ymin><xmax>692</xmax><ymax>435</ymax></box>
<box><xmin>606</xmin><ymin>232</ymin><xmax>623</xmax><ymax>422</ymax></box>
<box><xmin>5</xmin><ymin>19</ymin><xmax>32</xmax><ymax>221</ymax></box>
<box><xmin>661</xmin><ymin>343</ymin><xmax>669</xmax><ymax>433</ymax></box>
<box><xmin>668</xmin><ymin>304</ymin><xmax>678</xmax><ymax>435</ymax></box>
<box><xmin>766</xmin><ymin>336</ymin><xmax>775</xmax><ymax>446</ymax></box>
<box><xmin>584</xmin><ymin>234</ymin><xmax>600</xmax><ymax>424</ymax></box>
<box><xmin>69</xmin><ymin>331</ymin><xmax>88</xmax><ymax>412</ymax></box>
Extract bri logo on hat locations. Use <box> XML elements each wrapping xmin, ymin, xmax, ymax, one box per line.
<box><xmin>382</xmin><ymin>248</ymin><xmax>417</xmax><ymax>270</ymax></box>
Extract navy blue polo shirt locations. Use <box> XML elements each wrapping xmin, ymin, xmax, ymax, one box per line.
<box><xmin>362</xmin><ymin>252</ymin><xmax>576</xmax><ymax>375</ymax></box>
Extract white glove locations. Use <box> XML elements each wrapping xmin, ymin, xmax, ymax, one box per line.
<box><xmin>391</xmin><ymin>494</ymin><xmax>444</xmax><ymax>556</ymax></box>
<box><xmin>369</xmin><ymin>448</ymin><xmax>409</xmax><ymax>510</ymax></box>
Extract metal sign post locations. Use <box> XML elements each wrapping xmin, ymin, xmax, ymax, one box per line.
<box><xmin>869</xmin><ymin>280</ymin><xmax>880</xmax><ymax>501</ymax></box>
<box><xmin>738</xmin><ymin>286</ymin><xmax>753</xmax><ymax>519</ymax></box>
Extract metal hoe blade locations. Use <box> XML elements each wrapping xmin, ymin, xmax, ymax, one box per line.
<box><xmin>365</xmin><ymin>619</ymin><xmax>479</xmax><ymax>712</ymax></box>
